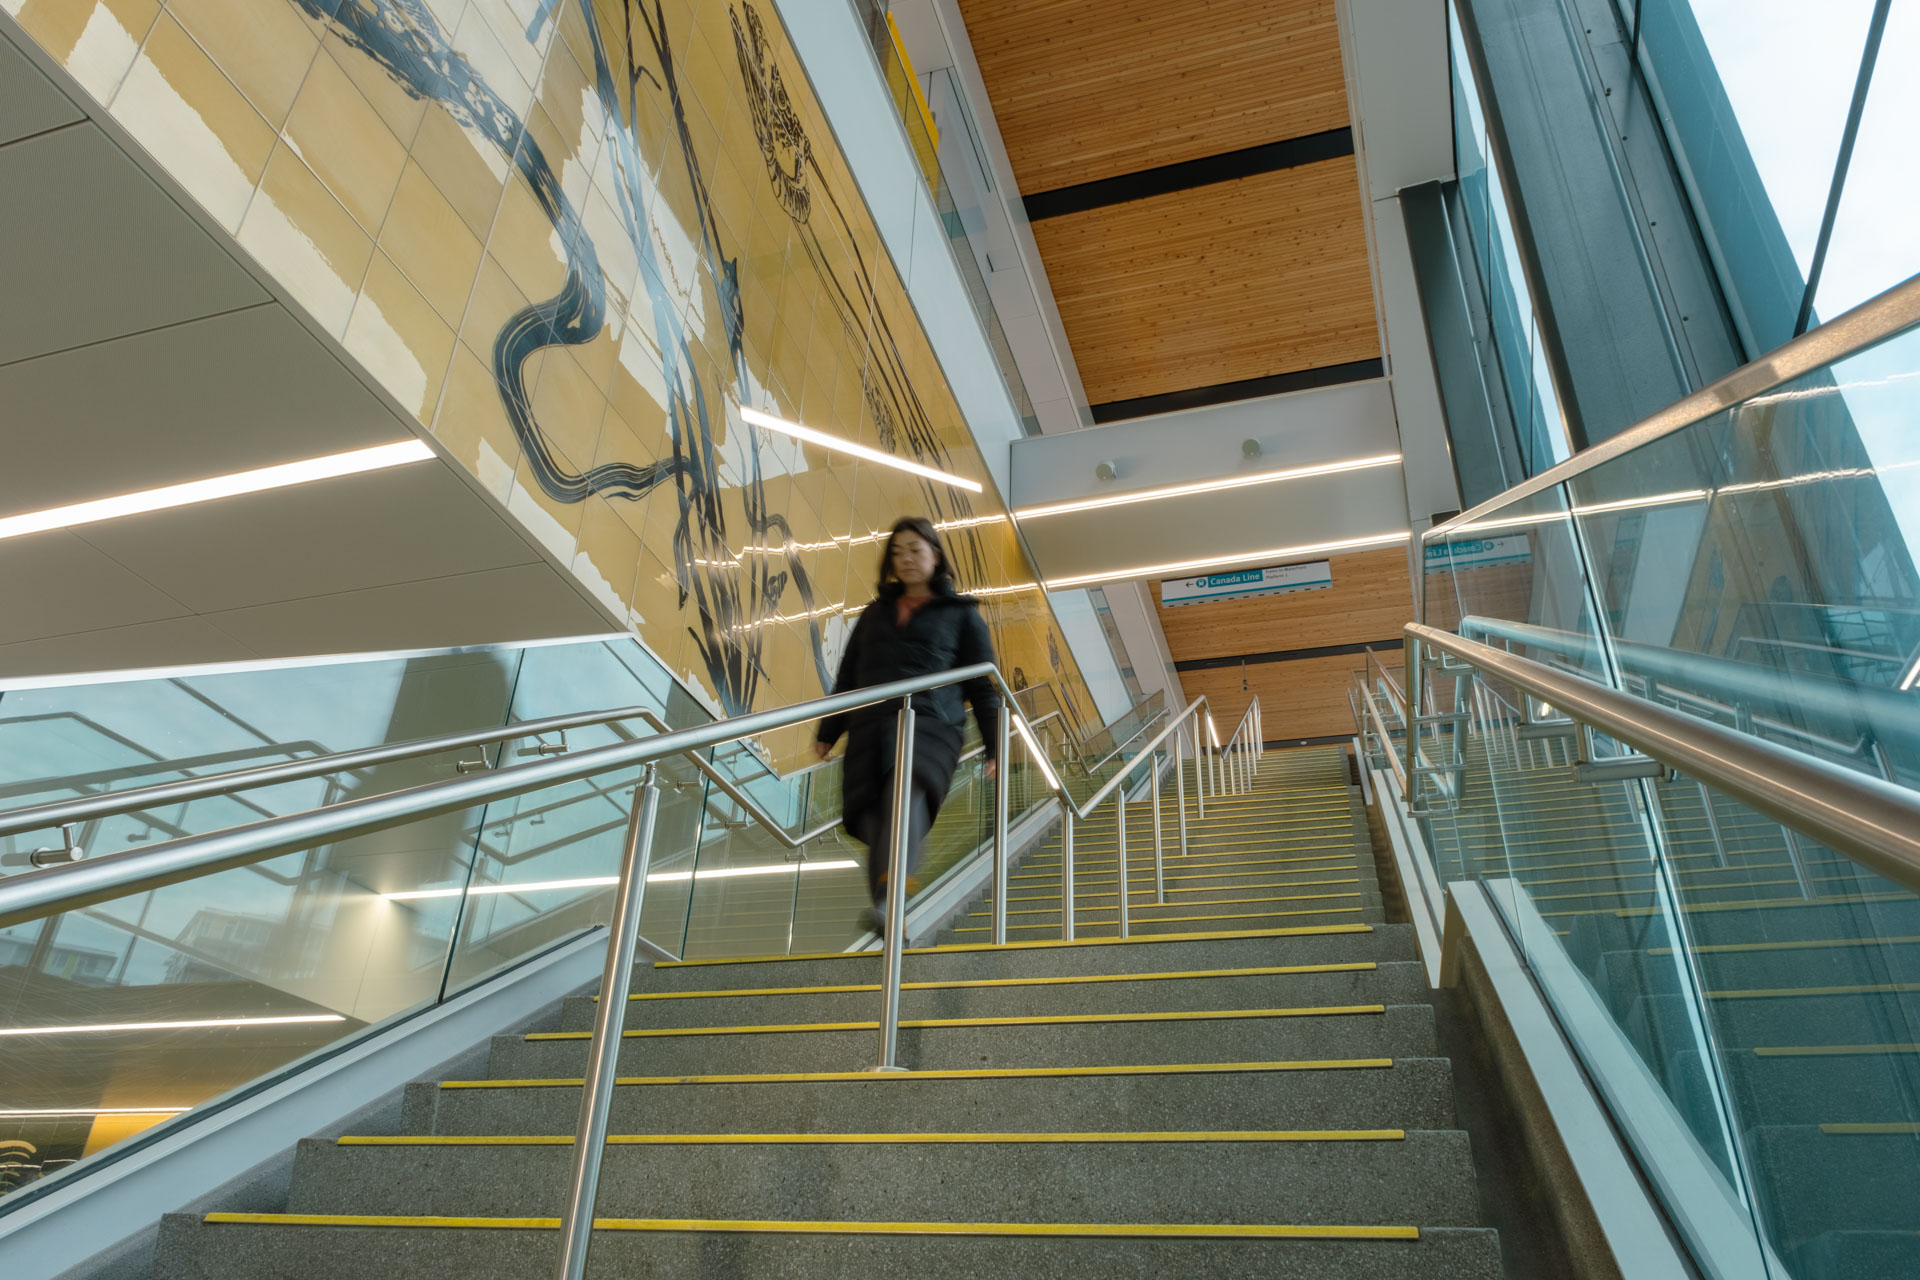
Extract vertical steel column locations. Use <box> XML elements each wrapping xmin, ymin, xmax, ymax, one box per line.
<box><xmin>554</xmin><ymin>766</ymin><xmax>662</xmax><ymax>1280</ymax></box>
<box><xmin>1193</xmin><ymin>721</ymin><xmax>1206</xmax><ymax>820</ymax></box>
<box><xmin>1115</xmin><ymin>788</ymin><xmax>1130</xmax><ymax>939</ymax></box>
<box><xmin>1060</xmin><ymin>801</ymin><xmax>1076</xmax><ymax>941</ymax></box>
<box><xmin>1151</xmin><ymin>750</ymin><xmax>1165</xmax><ymax>904</ymax></box>
<box><xmin>991</xmin><ymin>710</ymin><xmax>1011</xmax><ymax>945</ymax></box>
<box><xmin>873</xmin><ymin>701</ymin><xmax>915</xmax><ymax>1071</ymax></box>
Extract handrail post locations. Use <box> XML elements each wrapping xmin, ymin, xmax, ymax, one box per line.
<box><xmin>1151</xmin><ymin>749</ymin><xmax>1165</xmax><ymax>904</ymax></box>
<box><xmin>553</xmin><ymin>764</ymin><xmax>662</xmax><ymax>1280</ymax></box>
<box><xmin>991</xmin><ymin>710</ymin><xmax>1011</xmax><ymax>946</ymax></box>
<box><xmin>1115</xmin><ymin>787</ymin><xmax>1130</xmax><ymax>939</ymax></box>
<box><xmin>1175</xmin><ymin>724</ymin><xmax>1190</xmax><ymax>865</ymax></box>
<box><xmin>1060</xmin><ymin>800</ymin><xmax>1075</xmax><ymax>941</ymax></box>
<box><xmin>874</xmin><ymin>699</ymin><xmax>915</xmax><ymax>1072</ymax></box>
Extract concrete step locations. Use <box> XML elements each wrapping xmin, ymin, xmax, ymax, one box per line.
<box><xmin>1716</xmin><ymin>1046</ymin><xmax>1920</xmax><ymax>1129</ymax></box>
<box><xmin>1742</xmin><ymin>1124</ymin><xmax>1920</xmax><ymax>1248</ymax></box>
<box><xmin>283</xmin><ymin>1130</ymin><xmax>1485</xmax><ymax>1225</ymax></box>
<box><xmin>637</xmin><ymin>926</ymin><xmax>1415</xmax><ymax>991</ymax></box>
<box><xmin>154</xmin><ymin>1215</ymin><xmax>1506</xmax><ymax>1280</ymax></box>
<box><xmin>484</xmin><ymin>1004</ymin><xmax>1438</xmax><ymax>1077</ymax></box>
<box><xmin>560</xmin><ymin>962</ymin><xmax>1431</xmax><ymax>1030</ymax></box>
<box><xmin>942</xmin><ymin>906</ymin><xmax>1388</xmax><ymax>942</ymax></box>
<box><xmin>415</xmin><ymin>1057</ymin><xmax>1465</xmax><ymax>1138</ymax></box>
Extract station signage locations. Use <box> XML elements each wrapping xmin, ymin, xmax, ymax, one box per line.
<box><xmin>1159</xmin><ymin>560</ymin><xmax>1332</xmax><ymax>607</ymax></box>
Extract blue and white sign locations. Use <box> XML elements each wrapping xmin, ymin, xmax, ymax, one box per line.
<box><xmin>1424</xmin><ymin>534</ymin><xmax>1531</xmax><ymax>571</ymax></box>
<box><xmin>1160</xmin><ymin>560</ymin><xmax>1333</xmax><ymax>607</ymax></box>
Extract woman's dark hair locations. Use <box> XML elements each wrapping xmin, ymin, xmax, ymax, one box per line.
<box><xmin>877</xmin><ymin>516</ymin><xmax>953</xmax><ymax>595</ymax></box>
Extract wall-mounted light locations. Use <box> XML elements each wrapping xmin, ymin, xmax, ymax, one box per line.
<box><xmin>1015</xmin><ymin>453</ymin><xmax>1401</xmax><ymax>521</ymax></box>
<box><xmin>0</xmin><ymin>440</ymin><xmax>436</xmax><ymax>540</ymax></box>
<box><xmin>740</xmin><ymin>406</ymin><xmax>983</xmax><ymax>493</ymax></box>
<box><xmin>1043</xmin><ymin>531</ymin><xmax>1411</xmax><ymax>589</ymax></box>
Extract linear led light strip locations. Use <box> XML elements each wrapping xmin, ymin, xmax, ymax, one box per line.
<box><xmin>0</xmin><ymin>441</ymin><xmax>436</xmax><ymax>540</ymax></box>
<box><xmin>1012</xmin><ymin>717</ymin><xmax>1062</xmax><ymax>792</ymax></box>
<box><xmin>741</xmin><ymin>406</ymin><xmax>983</xmax><ymax>493</ymax></box>
<box><xmin>0</xmin><ymin>1014</ymin><xmax>345</xmax><ymax>1038</ymax></box>
<box><xmin>1043</xmin><ymin>532</ymin><xmax>1411</xmax><ymax>590</ymax></box>
<box><xmin>1015</xmin><ymin>453</ymin><xmax>1402</xmax><ymax>520</ymax></box>
<box><xmin>382</xmin><ymin>860</ymin><xmax>861</xmax><ymax>901</ymax></box>
<box><xmin>0</xmin><ymin>1106</ymin><xmax>190</xmax><ymax>1117</ymax></box>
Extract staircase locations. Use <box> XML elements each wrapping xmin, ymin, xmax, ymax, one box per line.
<box><xmin>1420</xmin><ymin>733</ymin><xmax>1920</xmax><ymax>1278</ymax></box>
<box><xmin>152</xmin><ymin>746</ymin><xmax>1506</xmax><ymax>1278</ymax></box>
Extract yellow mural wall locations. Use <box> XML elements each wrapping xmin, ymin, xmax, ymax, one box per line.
<box><xmin>4</xmin><ymin>0</ymin><xmax>1108</xmax><ymax>762</ymax></box>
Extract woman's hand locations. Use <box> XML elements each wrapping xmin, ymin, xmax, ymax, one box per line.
<box><xmin>813</xmin><ymin>741</ymin><xmax>831</xmax><ymax>762</ymax></box>
<box><xmin>985</xmin><ymin>759</ymin><xmax>997</xmax><ymax>779</ymax></box>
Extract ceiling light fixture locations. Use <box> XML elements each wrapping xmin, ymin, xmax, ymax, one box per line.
<box><xmin>1043</xmin><ymin>532</ymin><xmax>1411</xmax><ymax>589</ymax></box>
<box><xmin>0</xmin><ymin>1106</ymin><xmax>190</xmax><ymax>1117</ymax></box>
<box><xmin>1015</xmin><ymin>453</ymin><xmax>1401</xmax><ymax>521</ymax></box>
<box><xmin>0</xmin><ymin>1014</ymin><xmax>345</xmax><ymax>1037</ymax></box>
<box><xmin>740</xmin><ymin>407</ymin><xmax>983</xmax><ymax>493</ymax></box>
<box><xmin>0</xmin><ymin>440</ymin><xmax>437</xmax><ymax>541</ymax></box>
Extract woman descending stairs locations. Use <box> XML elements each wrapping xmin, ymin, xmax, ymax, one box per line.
<box><xmin>153</xmin><ymin>747</ymin><xmax>1506</xmax><ymax>1278</ymax></box>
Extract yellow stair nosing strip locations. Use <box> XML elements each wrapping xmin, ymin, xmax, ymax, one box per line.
<box><xmin>612</xmin><ymin>963</ymin><xmax>1378</xmax><ymax>1001</ymax></box>
<box><xmin>1708</xmin><ymin>981</ymin><xmax>1920</xmax><ymax>1001</ymax></box>
<box><xmin>439</xmin><ymin>1058</ymin><xmax>1398</xmax><ymax>1090</ymax></box>
<box><xmin>977</xmin><ymin>893</ymin><xmax>1365</xmax><ymax>917</ymax></box>
<box><xmin>1818</xmin><ymin>1122</ymin><xmax>1920</xmax><ymax>1136</ymax></box>
<box><xmin>199</xmin><ymin>1213</ymin><xmax>1420</xmax><ymax>1241</ymax></box>
<box><xmin>338</xmin><ymin>1128</ymin><xmax>1407</xmax><ymax>1147</ymax></box>
<box><xmin>527</xmin><ymin>1006</ymin><xmax>1387</xmax><ymax>1040</ymax></box>
<box><xmin>1654</xmin><ymin>935</ymin><xmax>1920</xmax><ymax>957</ymax></box>
<box><xmin>953</xmin><ymin>908</ymin><xmax>1368</xmax><ymax>933</ymax></box>
<box><xmin>652</xmin><ymin>924</ymin><xmax>1372</xmax><ymax>967</ymax></box>
<box><xmin>1753</xmin><ymin>1043</ymin><xmax>1920</xmax><ymax>1058</ymax></box>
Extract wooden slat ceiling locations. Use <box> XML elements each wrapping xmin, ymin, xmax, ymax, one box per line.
<box><xmin>955</xmin><ymin>0</ymin><xmax>1378</xmax><ymax>412</ymax></box>
<box><xmin>959</xmin><ymin>0</ymin><xmax>1351</xmax><ymax>191</ymax></box>
<box><xmin>1030</xmin><ymin>159</ymin><xmax>1375</xmax><ymax>406</ymax></box>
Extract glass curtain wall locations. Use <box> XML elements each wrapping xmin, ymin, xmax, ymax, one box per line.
<box><xmin>1623</xmin><ymin>0</ymin><xmax>1920</xmax><ymax>355</ymax></box>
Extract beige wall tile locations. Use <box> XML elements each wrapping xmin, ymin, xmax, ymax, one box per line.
<box><xmin>283</xmin><ymin>49</ymin><xmax>407</xmax><ymax>234</ymax></box>
<box><xmin>381</xmin><ymin>160</ymin><xmax>484</xmax><ymax>324</ymax></box>
<box><xmin>432</xmin><ymin>346</ymin><xmax>523</xmax><ymax>503</ymax></box>
<box><xmin>344</xmin><ymin>252</ymin><xmax>455</xmax><ymax>418</ymax></box>
<box><xmin>458</xmin><ymin>252</ymin><xmax>531</xmax><ymax>361</ymax></box>
<box><xmin>320</xmin><ymin>29</ymin><xmax>430</xmax><ymax>148</ymax></box>
<box><xmin>505</xmin><ymin>446</ymin><xmax>585</xmax><ymax>563</ymax></box>
<box><xmin>166</xmin><ymin>0</ymin><xmax>319</xmax><ymax>128</ymax></box>
<box><xmin>112</xmin><ymin>13</ymin><xmax>275</xmax><ymax>230</ymax></box>
<box><xmin>526</xmin><ymin>347</ymin><xmax>607</xmax><ymax>468</ymax></box>
<box><xmin>9</xmin><ymin>0</ymin><xmax>158</xmax><ymax>102</ymax></box>
<box><xmin>412</xmin><ymin>101</ymin><xmax>510</xmax><ymax>239</ymax></box>
<box><xmin>489</xmin><ymin>175</ymin><xmax>569</xmax><ymax>303</ymax></box>
<box><xmin>571</xmin><ymin>497</ymin><xmax>642</xmax><ymax>627</ymax></box>
<box><xmin>239</xmin><ymin>143</ymin><xmax>374</xmax><ymax>336</ymax></box>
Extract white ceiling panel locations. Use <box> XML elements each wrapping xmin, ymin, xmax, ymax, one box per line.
<box><xmin>78</xmin><ymin>462</ymin><xmax>543</xmax><ymax>614</ymax></box>
<box><xmin>0</xmin><ymin>615</ymin><xmax>255</xmax><ymax>678</ymax></box>
<box><xmin>0</xmin><ymin>124</ymin><xmax>266</xmax><ymax>367</ymax></box>
<box><xmin>202</xmin><ymin>563</ymin><xmax>612</xmax><ymax>659</ymax></box>
<box><xmin>2</xmin><ymin>305</ymin><xmax>419</xmax><ymax>513</ymax></box>
<box><xmin>0</xmin><ymin>530</ymin><xmax>193</xmax><ymax>646</ymax></box>
<box><xmin>0</xmin><ymin>30</ymin><xmax>82</xmax><ymax>146</ymax></box>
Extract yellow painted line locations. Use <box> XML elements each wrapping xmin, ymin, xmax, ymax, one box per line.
<box><xmin>1002</xmin><ymin>878</ymin><xmax>1364</xmax><ymax>902</ymax></box>
<box><xmin>653</xmin><ymin>924</ymin><xmax>1371</xmax><ymax>967</ymax></box>
<box><xmin>200</xmin><ymin>1213</ymin><xmax>1419</xmax><ymax>1241</ymax></box>
<box><xmin>527</xmin><ymin>1006</ymin><xmax>1384</xmax><ymax>1040</ymax></box>
<box><xmin>977</xmin><ymin>893</ymin><xmax>1364</xmax><ymax>918</ymax></box>
<box><xmin>616</xmin><ymin>964</ymin><xmax>1376</xmax><ymax>1001</ymax></box>
<box><xmin>1653</xmin><ymin>935</ymin><xmax>1920</xmax><ymax>957</ymax></box>
<box><xmin>955</xmin><ymin>908</ymin><xmax>1366</xmax><ymax>933</ymax></box>
<box><xmin>440</xmin><ymin>1058</ymin><xmax>1396</xmax><ymax>1090</ymax></box>
<box><xmin>1016</xmin><ymin>865</ymin><xmax>1364</xmax><ymax>890</ymax></box>
<box><xmin>1754</xmin><ymin>1043</ymin><xmax>1920</xmax><ymax>1058</ymax></box>
<box><xmin>1709</xmin><ymin>982</ymin><xmax>1920</xmax><ymax>1001</ymax></box>
<box><xmin>1605</xmin><ymin>891</ymin><xmax>1912</xmax><ymax>919</ymax></box>
<box><xmin>1819</xmin><ymin>1123</ymin><xmax>1920</xmax><ymax>1136</ymax></box>
<box><xmin>339</xmin><ymin>1128</ymin><xmax>1406</xmax><ymax>1147</ymax></box>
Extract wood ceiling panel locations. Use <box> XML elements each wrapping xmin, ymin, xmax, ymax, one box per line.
<box><xmin>1155</xmin><ymin>547</ymin><xmax>1412</xmax><ymax>664</ymax></box>
<box><xmin>1033</xmin><ymin>158</ymin><xmax>1377</xmax><ymax>406</ymax></box>
<box><xmin>958</xmin><ymin>0</ymin><xmax>1349</xmax><ymax>192</ymax></box>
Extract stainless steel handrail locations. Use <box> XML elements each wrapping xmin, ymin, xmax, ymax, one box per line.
<box><xmin>1425</xmin><ymin>273</ymin><xmax>1920</xmax><ymax>545</ymax></box>
<box><xmin>1084</xmin><ymin>706</ymin><xmax>1169</xmax><ymax>772</ymax></box>
<box><xmin>1406</xmin><ymin>624</ymin><xmax>1920</xmax><ymax>895</ymax></box>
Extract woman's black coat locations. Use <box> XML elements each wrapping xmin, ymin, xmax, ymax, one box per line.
<box><xmin>815</xmin><ymin>581</ymin><xmax>1001</xmax><ymax>839</ymax></box>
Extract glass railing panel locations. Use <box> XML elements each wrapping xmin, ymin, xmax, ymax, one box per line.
<box><xmin>0</xmin><ymin>647</ymin><xmax>525</xmax><ymax>879</ymax></box>
<box><xmin>1558</xmin><ymin>316</ymin><xmax>1920</xmax><ymax>790</ymax></box>
<box><xmin>1644</xmin><ymin>779</ymin><xmax>1920</xmax><ymax>1280</ymax></box>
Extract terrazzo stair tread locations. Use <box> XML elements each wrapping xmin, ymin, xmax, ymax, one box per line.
<box><xmin>940</xmin><ymin>910</ymin><xmax>1389</xmax><ymax>943</ymax></box>
<box><xmin>990</xmin><ymin>876</ymin><xmax>1385</xmax><ymax>904</ymax></box>
<box><xmin>955</xmin><ymin>902</ymin><xmax>1389</xmax><ymax>931</ymax></box>
<box><xmin>1787</xmin><ymin>1228</ymin><xmax>1920</xmax><ymax>1280</ymax></box>
<box><xmin>561</xmin><ymin>963</ymin><xmax>1430</xmax><ymax>1030</ymax></box>
<box><xmin>153</xmin><ymin>1215</ymin><xmax>1506</xmax><ymax>1280</ymax></box>
<box><xmin>283</xmin><ymin>1131</ymin><xmax>1485</xmax><ymax>1225</ymax></box>
<box><xmin>1739</xmin><ymin>1124</ymin><xmax>1920</xmax><ymax>1244</ymax></box>
<box><xmin>486</xmin><ymin>1005</ymin><xmax>1438</xmax><ymax>1078</ymax></box>
<box><xmin>638</xmin><ymin>927</ymin><xmax>1415</xmax><ymax>990</ymax></box>
<box><xmin>416</xmin><ymin>1058</ymin><xmax>1465</xmax><ymax>1138</ymax></box>
<box><xmin>979</xmin><ymin>888</ymin><xmax>1388</xmax><ymax>917</ymax></box>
